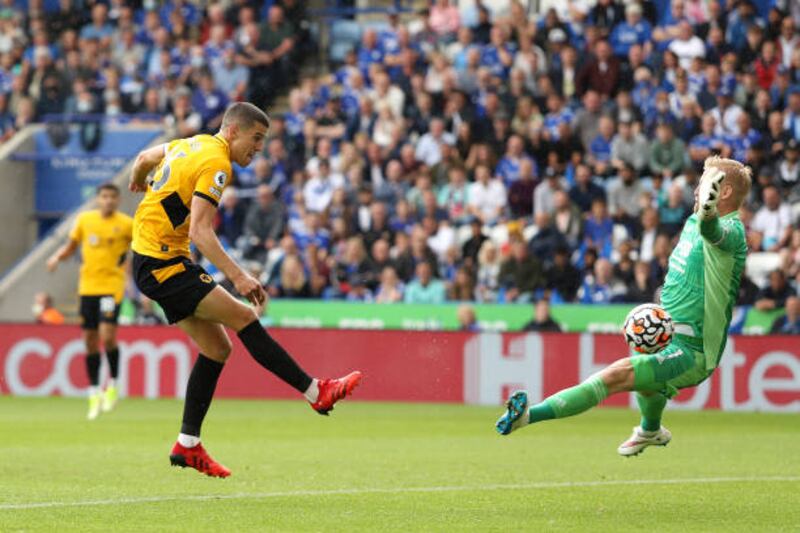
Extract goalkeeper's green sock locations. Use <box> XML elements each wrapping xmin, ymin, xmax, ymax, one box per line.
<box><xmin>636</xmin><ymin>392</ymin><xmax>667</xmax><ymax>432</ymax></box>
<box><xmin>528</xmin><ymin>376</ymin><xmax>609</xmax><ymax>423</ymax></box>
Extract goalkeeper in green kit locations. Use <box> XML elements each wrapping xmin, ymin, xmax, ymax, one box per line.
<box><xmin>495</xmin><ymin>157</ymin><xmax>750</xmax><ymax>456</ymax></box>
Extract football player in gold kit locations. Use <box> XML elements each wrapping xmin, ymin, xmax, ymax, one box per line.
<box><xmin>47</xmin><ymin>183</ymin><xmax>133</xmax><ymax>420</ymax></box>
<box><xmin>128</xmin><ymin>102</ymin><xmax>362</xmax><ymax>478</ymax></box>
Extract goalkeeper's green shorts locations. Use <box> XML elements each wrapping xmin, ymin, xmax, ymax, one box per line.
<box><xmin>630</xmin><ymin>334</ymin><xmax>712</xmax><ymax>399</ymax></box>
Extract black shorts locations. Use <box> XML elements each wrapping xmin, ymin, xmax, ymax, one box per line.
<box><xmin>79</xmin><ymin>295</ymin><xmax>120</xmax><ymax>330</ymax></box>
<box><xmin>132</xmin><ymin>252</ymin><xmax>217</xmax><ymax>324</ymax></box>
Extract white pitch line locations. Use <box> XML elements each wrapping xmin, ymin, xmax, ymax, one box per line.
<box><xmin>1</xmin><ymin>476</ymin><xmax>799</xmax><ymax>511</ymax></box>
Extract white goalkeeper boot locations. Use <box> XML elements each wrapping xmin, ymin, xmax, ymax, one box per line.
<box><xmin>617</xmin><ymin>426</ymin><xmax>672</xmax><ymax>457</ymax></box>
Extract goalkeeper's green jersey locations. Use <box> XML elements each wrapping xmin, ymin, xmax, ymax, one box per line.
<box><xmin>660</xmin><ymin>211</ymin><xmax>748</xmax><ymax>371</ymax></box>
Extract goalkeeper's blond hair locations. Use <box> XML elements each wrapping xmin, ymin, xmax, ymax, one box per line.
<box><xmin>703</xmin><ymin>156</ymin><xmax>752</xmax><ymax>207</ymax></box>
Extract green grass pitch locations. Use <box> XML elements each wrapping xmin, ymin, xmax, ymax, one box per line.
<box><xmin>1</xmin><ymin>397</ymin><xmax>798</xmax><ymax>532</ymax></box>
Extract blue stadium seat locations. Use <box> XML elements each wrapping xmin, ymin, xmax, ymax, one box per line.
<box><xmin>329</xmin><ymin>19</ymin><xmax>362</xmax><ymax>63</ymax></box>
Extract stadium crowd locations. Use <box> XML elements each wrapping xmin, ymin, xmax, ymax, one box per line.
<box><xmin>5</xmin><ymin>0</ymin><xmax>800</xmax><ymax>330</ymax></box>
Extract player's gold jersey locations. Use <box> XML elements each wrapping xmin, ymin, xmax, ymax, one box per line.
<box><xmin>68</xmin><ymin>209</ymin><xmax>133</xmax><ymax>301</ymax></box>
<box><xmin>132</xmin><ymin>134</ymin><xmax>232</xmax><ymax>260</ymax></box>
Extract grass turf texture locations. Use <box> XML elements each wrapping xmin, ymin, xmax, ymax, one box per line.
<box><xmin>1</xmin><ymin>397</ymin><xmax>798</xmax><ymax>532</ymax></box>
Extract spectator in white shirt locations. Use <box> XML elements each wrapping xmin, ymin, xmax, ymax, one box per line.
<box><xmin>752</xmin><ymin>185</ymin><xmax>794</xmax><ymax>252</ymax></box>
<box><xmin>709</xmin><ymin>87</ymin><xmax>743</xmax><ymax>136</ymax></box>
<box><xmin>668</xmin><ymin>21</ymin><xmax>706</xmax><ymax>69</ymax></box>
<box><xmin>415</xmin><ymin>117</ymin><xmax>455</xmax><ymax>167</ymax></box>
<box><xmin>303</xmin><ymin>159</ymin><xmax>345</xmax><ymax>213</ymax></box>
<box><xmin>468</xmin><ymin>164</ymin><xmax>507</xmax><ymax>224</ymax></box>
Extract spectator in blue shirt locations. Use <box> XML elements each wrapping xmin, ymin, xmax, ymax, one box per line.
<box><xmin>583</xmin><ymin>197</ymin><xmax>614</xmax><ymax>259</ymax></box>
<box><xmin>357</xmin><ymin>29</ymin><xmax>384</xmax><ymax>77</ymax></box>
<box><xmin>404</xmin><ymin>261</ymin><xmax>447</xmax><ymax>303</ymax></box>
<box><xmin>495</xmin><ymin>134</ymin><xmax>535</xmax><ymax>186</ymax></box>
<box><xmin>770</xmin><ymin>296</ymin><xmax>800</xmax><ymax>334</ymax></box>
<box><xmin>689</xmin><ymin>113</ymin><xmax>724</xmax><ymax>166</ymax></box>
<box><xmin>587</xmin><ymin>116</ymin><xmax>615</xmax><ymax>176</ymax></box>
<box><xmin>609</xmin><ymin>3</ymin><xmax>652</xmax><ymax>58</ymax></box>
<box><xmin>80</xmin><ymin>4</ymin><xmax>114</xmax><ymax>44</ymax></box>
<box><xmin>579</xmin><ymin>258</ymin><xmax>620</xmax><ymax>304</ymax></box>
<box><xmin>191</xmin><ymin>68</ymin><xmax>228</xmax><ymax>132</ymax></box>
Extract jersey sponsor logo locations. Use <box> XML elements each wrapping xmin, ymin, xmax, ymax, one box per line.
<box><xmin>199</xmin><ymin>273</ymin><xmax>213</xmax><ymax>284</ymax></box>
<box><xmin>88</xmin><ymin>234</ymin><xmax>99</xmax><ymax>246</ymax></box>
<box><xmin>655</xmin><ymin>349</ymin><xmax>683</xmax><ymax>364</ymax></box>
<box><xmin>213</xmin><ymin>170</ymin><xmax>227</xmax><ymax>188</ymax></box>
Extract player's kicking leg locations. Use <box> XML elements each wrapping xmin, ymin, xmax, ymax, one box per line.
<box><xmin>169</xmin><ymin>286</ymin><xmax>362</xmax><ymax>478</ymax></box>
<box><xmin>495</xmin><ymin>340</ymin><xmax>697</xmax><ymax>456</ymax></box>
<box><xmin>194</xmin><ymin>286</ymin><xmax>363</xmax><ymax>416</ymax></box>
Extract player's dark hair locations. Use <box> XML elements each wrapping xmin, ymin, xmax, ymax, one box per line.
<box><xmin>221</xmin><ymin>102</ymin><xmax>270</xmax><ymax>131</ymax></box>
<box><xmin>96</xmin><ymin>182</ymin><xmax>120</xmax><ymax>195</ymax></box>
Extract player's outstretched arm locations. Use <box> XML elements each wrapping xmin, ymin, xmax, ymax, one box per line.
<box><xmin>696</xmin><ymin>167</ymin><xmax>741</xmax><ymax>252</ymax></box>
<box><xmin>189</xmin><ymin>195</ymin><xmax>266</xmax><ymax>306</ymax></box>
<box><xmin>46</xmin><ymin>239</ymin><xmax>78</xmax><ymax>272</ymax></box>
<box><xmin>129</xmin><ymin>144</ymin><xmax>167</xmax><ymax>192</ymax></box>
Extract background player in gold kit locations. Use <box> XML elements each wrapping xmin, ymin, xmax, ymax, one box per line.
<box><xmin>47</xmin><ymin>183</ymin><xmax>133</xmax><ymax>420</ymax></box>
<box><xmin>128</xmin><ymin>102</ymin><xmax>361</xmax><ymax>478</ymax></box>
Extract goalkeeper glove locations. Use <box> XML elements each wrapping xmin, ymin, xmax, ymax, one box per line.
<box><xmin>697</xmin><ymin>167</ymin><xmax>726</xmax><ymax>220</ymax></box>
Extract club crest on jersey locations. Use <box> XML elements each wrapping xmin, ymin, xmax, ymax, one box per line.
<box><xmin>199</xmin><ymin>273</ymin><xmax>213</xmax><ymax>284</ymax></box>
<box><xmin>88</xmin><ymin>234</ymin><xmax>99</xmax><ymax>246</ymax></box>
<box><xmin>213</xmin><ymin>171</ymin><xmax>227</xmax><ymax>188</ymax></box>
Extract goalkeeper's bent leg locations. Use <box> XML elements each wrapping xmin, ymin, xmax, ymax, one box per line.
<box><xmin>527</xmin><ymin>375</ymin><xmax>610</xmax><ymax>424</ymax></box>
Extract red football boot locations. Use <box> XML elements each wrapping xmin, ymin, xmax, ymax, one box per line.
<box><xmin>169</xmin><ymin>442</ymin><xmax>231</xmax><ymax>478</ymax></box>
<box><xmin>310</xmin><ymin>371</ymin><xmax>363</xmax><ymax>415</ymax></box>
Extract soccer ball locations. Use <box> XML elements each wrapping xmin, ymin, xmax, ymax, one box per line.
<box><xmin>623</xmin><ymin>303</ymin><xmax>673</xmax><ymax>354</ymax></box>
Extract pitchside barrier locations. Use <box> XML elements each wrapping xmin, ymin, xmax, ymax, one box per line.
<box><xmin>1</xmin><ymin>324</ymin><xmax>798</xmax><ymax>412</ymax></box>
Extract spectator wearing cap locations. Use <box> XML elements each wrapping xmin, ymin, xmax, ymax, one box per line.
<box><xmin>751</xmin><ymin>185</ymin><xmax>793</xmax><ymax>252</ymax></box>
<box><xmin>610</xmin><ymin>114</ymin><xmax>649</xmax><ymax>173</ymax></box>
<box><xmin>569</xmin><ymin>163</ymin><xmax>605</xmax><ymax>214</ymax></box>
<box><xmin>609</xmin><ymin>3</ymin><xmax>652</xmax><ymax>59</ymax></box>
<box><xmin>576</xmin><ymin>40</ymin><xmax>620</xmax><ymax>98</ymax></box>
<box><xmin>649</xmin><ymin>122</ymin><xmax>686</xmax><ymax>179</ymax></box>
